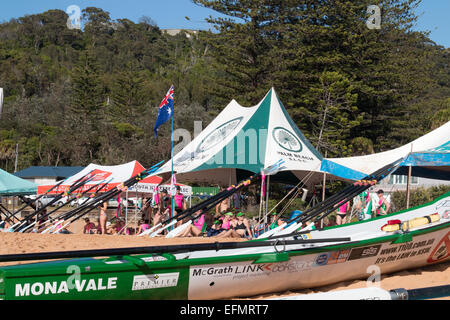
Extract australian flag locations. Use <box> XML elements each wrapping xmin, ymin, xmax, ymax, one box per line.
<box><xmin>153</xmin><ymin>85</ymin><xmax>174</xmax><ymax>137</ymax></box>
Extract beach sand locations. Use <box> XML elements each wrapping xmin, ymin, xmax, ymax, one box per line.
<box><xmin>0</xmin><ymin>219</ymin><xmax>448</xmax><ymax>300</ymax></box>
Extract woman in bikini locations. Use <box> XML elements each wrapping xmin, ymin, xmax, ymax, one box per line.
<box><xmin>216</xmin><ymin>192</ymin><xmax>230</xmax><ymax>216</ymax></box>
<box><xmin>215</xmin><ymin>212</ymin><xmax>250</xmax><ymax>239</ymax></box>
<box><xmin>220</xmin><ymin>212</ymin><xmax>234</xmax><ymax>230</ymax></box>
<box><xmin>335</xmin><ymin>200</ymin><xmax>349</xmax><ymax>225</ymax></box>
<box><xmin>98</xmin><ymin>201</ymin><xmax>108</xmax><ymax>234</ymax></box>
<box><xmin>232</xmin><ymin>212</ymin><xmax>253</xmax><ymax>239</ymax></box>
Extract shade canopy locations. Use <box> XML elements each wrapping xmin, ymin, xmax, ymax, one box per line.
<box><xmin>36</xmin><ymin>160</ymin><xmax>192</xmax><ymax>196</ymax></box>
<box><xmin>0</xmin><ymin>169</ymin><xmax>37</xmax><ymax>196</ymax></box>
<box><xmin>320</xmin><ymin>121</ymin><xmax>450</xmax><ymax>181</ymax></box>
<box><xmin>393</xmin><ymin>140</ymin><xmax>450</xmax><ymax>180</ymax></box>
<box><xmin>158</xmin><ymin>88</ymin><xmax>329</xmax><ymax>186</ymax></box>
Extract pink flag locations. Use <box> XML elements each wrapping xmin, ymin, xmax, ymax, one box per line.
<box><xmin>170</xmin><ymin>173</ymin><xmax>177</xmax><ymax>196</ymax></box>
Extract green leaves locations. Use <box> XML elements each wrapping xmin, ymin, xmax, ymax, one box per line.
<box><xmin>0</xmin><ymin>3</ymin><xmax>447</xmax><ymax>173</ymax></box>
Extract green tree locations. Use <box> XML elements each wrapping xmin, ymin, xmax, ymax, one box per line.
<box><xmin>302</xmin><ymin>71</ymin><xmax>360</xmax><ymax>156</ymax></box>
<box><xmin>69</xmin><ymin>50</ymin><xmax>105</xmax><ymax>162</ymax></box>
<box><xmin>193</xmin><ymin>0</ymin><xmax>290</xmax><ymax>107</ymax></box>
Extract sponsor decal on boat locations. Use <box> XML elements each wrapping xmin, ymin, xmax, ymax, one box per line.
<box><xmin>191</xmin><ymin>259</ymin><xmax>316</xmax><ymax>280</ymax></box>
<box><xmin>131</xmin><ymin>272</ymin><xmax>179</xmax><ymax>291</ymax></box>
<box><xmin>348</xmin><ymin>245</ymin><xmax>382</xmax><ymax>261</ymax></box>
<box><xmin>15</xmin><ymin>277</ymin><xmax>117</xmax><ymax>297</ymax></box>
<box><xmin>315</xmin><ymin>253</ymin><xmax>329</xmax><ymax>266</ymax></box>
<box><xmin>375</xmin><ymin>238</ymin><xmax>436</xmax><ymax>265</ymax></box>
<box><xmin>314</xmin><ymin>250</ymin><xmax>351</xmax><ymax>266</ymax></box>
<box><xmin>436</xmin><ymin>200</ymin><xmax>450</xmax><ymax>211</ymax></box>
<box><xmin>427</xmin><ymin>232</ymin><xmax>450</xmax><ymax>263</ymax></box>
<box><xmin>442</xmin><ymin>210</ymin><xmax>450</xmax><ymax>219</ymax></box>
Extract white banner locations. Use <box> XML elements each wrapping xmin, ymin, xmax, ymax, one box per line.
<box><xmin>128</xmin><ymin>183</ymin><xmax>192</xmax><ymax>196</ymax></box>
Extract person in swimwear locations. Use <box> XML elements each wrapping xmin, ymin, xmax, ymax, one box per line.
<box><xmin>176</xmin><ymin>210</ymin><xmax>206</xmax><ymax>237</ymax></box>
<box><xmin>83</xmin><ymin>218</ymin><xmax>97</xmax><ymax>234</ymax></box>
<box><xmin>335</xmin><ymin>200</ymin><xmax>349</xmax><ymax>225</ymax></box>
<box><xmin>215</xmin><ymin>190</ymin><xmax>230</xmax><ymax>215</ymax></box>
<box><xmin>98</xmin><ymin>201</ymin><xmax>108</xmax><ymax>234</ymax></box>
<box><xmin>206</xmin><ymin>220</ymin><xmax>226</xmax><ymax>237</ymax></box>
<box><xmin>219</xmin><ymin>211</ymin><xmax>234</xmax><ymax>230</ymax></box>
<box><xmin>232</xmin><ymin>212</ymin><xmax>253</xmax><ymax>239</ymax></box>
<box><xmin>137</xmin><ymin>219</ymin><xmax>150</xmax><ymax>235</ymax></box>
<box><xmin>376</xmin><ymin>189</ymin><xmax>390</xmax><ymax>216</ymax></box>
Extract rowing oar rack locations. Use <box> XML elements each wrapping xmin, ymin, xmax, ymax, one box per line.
<box><xmin>34</xmin><ymin>161</ymin><xmax>164</xmax><ymax>233</ymax></box>
<box><xmin>141</xmin><ymin>159</ymin><xmax>285</xmax><ymax>237</ymax></box>
<box><xmin>264</xmin><ymin>157</ymin><xmax>406</xmax><ymax>239</ymax></box>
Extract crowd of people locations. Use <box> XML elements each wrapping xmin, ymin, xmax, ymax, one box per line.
<box><xmin>332</xmin><ymin>189</ymin><xmax>391</xmax><ymax>226</ymax></box>
<box><xmin>80</xmin><ymin>185</ymin><xmax>259</xmax><ymax>238</ymax></box>
<box><xmin>0</xmin><ymin>186</ymin><xmax>392</xmax><ymax>236</ymax></box>
<box><xmin>80</xmin><ymin>187</ymin><xmax>393</xmax><ymax>237</ymax></box>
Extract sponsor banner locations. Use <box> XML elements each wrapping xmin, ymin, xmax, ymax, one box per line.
<box><xmin>129</xmin><ymin>183</ymin><xmax>192</xmax><ymax>196</ymax></box>
<box><xmin>132</xmin><ymin>273</ymin><xmax>179</xmax><ymax>291</ymax></box>
<box><xmin>85</xmin><ymin>169</ymin><xmax>112</xmax><ymax>182</ymax></box>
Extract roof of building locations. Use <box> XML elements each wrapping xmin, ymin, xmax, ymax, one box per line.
<box><xmin>14</xmin><ymin>166</ymin><xmax>85</xmax><ymax>179</ymax></box>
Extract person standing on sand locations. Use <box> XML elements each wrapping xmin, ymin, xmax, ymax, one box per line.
<box><xmin>174</xmin><ymin>186</ymin><xmax>186</xmax><ymax>213</ymax></box>
<box><xmin>376</xmin><ymin>189</ymin><xmax>390</xmax><ymax>216</ymax></box>
<box><xmin>335</xmin><ymin>200</ymin><xmax>350</xmax><ymax>225</ymax></box>
<box><xmin>98</xmin><ymin>201</ymin><xmax>108</xmax><ymax>234</ymax></box>
<box><xmin>216</xmin><ymin>189</ymin><xmax>230</xmax><ymax>215</ymax></box>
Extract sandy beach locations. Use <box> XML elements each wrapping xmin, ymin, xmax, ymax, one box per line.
<box><xmin>0</xmin><ymin>219</ymin><xmax>448</xmax><ymax>300</ymax></box>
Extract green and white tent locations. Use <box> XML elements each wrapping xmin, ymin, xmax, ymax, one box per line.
<box><xmin>0</xmin><ymin>169</ymin><xmax>37</xmax><ymax>196</ymax></box>
<box><xmin>158</xmin><ymin>88</ymin><xmax>329</xmax><ymax>186</ymax></box>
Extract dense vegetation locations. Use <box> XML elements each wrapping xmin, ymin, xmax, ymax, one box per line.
<box><xmin>0</xmin><ymin>1</ymin><xmax>448</xmax><ymax>173</ymax></box>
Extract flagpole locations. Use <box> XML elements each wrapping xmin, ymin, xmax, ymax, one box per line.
<box><xmin>170</xmin><ymin>92</ymin><xmax>174</xmax><ymax>231</ymax></box>
<box><xmin>154</xmin><ymin>85</ymin><xmax>175</xmax><ymax>232</ymax></box>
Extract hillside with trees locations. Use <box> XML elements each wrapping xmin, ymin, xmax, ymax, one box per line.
<box><xmin>0</xmin><ymin>1</ymin><xmax>448</xmax><ymax>172</ymax></box>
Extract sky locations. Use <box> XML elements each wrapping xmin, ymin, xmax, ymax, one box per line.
<box><xmin>0</xmin><ymin>0</ymin><xmax>448</xmax><ymax>47</ymax></box>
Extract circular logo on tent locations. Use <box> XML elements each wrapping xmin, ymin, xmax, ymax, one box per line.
<box><xmin>196</xmin><ymin>117</ymin><xmax>243</xmax><ymax>153</ymax></box>
<box><xmin>272</xmin><ymin>127</ymin><xmax>302</xmax><ymax>152</ymax></box>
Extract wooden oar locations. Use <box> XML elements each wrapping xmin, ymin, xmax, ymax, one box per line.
<box><xmin>0</xmin><ymin>236</ymin><xmax>352</xmax><ymax>263</ymax></box>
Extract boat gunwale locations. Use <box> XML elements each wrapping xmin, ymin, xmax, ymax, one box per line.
<box><xmin>1</xmin><ymin>220</ymin><xmax>449</xmax><ymax>279</ymax></box>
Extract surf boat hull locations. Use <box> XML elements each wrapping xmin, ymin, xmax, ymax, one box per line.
<box><xmin>0</xmin><ymin>193</ymin><xmax>449</xmax><ymax>300</ymax></box>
